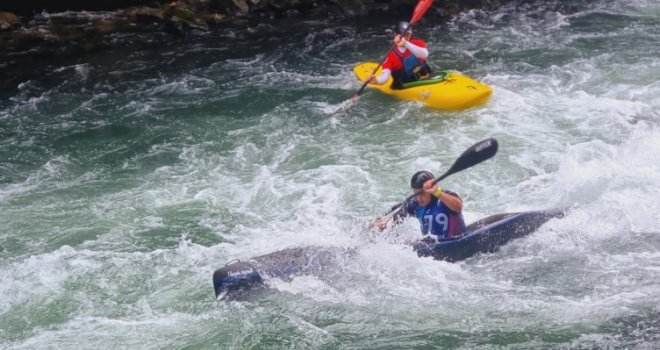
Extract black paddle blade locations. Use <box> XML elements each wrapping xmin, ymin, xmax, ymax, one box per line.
<box><xmin>379</xmin><ymin>138</ymin><xmax>499</xmax><ymax>219</ymax></box>
<box><xmin>438</xmin><ymin>138</ymin><xmax>499</xmax><ymax>181</ymax></box>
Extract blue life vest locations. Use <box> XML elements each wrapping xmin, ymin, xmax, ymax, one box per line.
<box><xmin>392</xmin><ymin>47</ymin><xmax>432</xmax><ymax>83</ymax></box>
<box><xmin>403</xmin><ymin>54</ymin><xmax>426</xmax><ymax>80</ymax></box>
<box><xmin>414</xmin><ymin>197</ymin><xmax>466</xmax><ymax>240</ymax></box>
<box><xmin>391</xmin><ymin>49</ymin><xmax>431</xmax><ymax>90</ymax></box>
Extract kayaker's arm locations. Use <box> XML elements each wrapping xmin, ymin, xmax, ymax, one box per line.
<box><xmin>394</xmin><ymin>34</ymin><xmax>428</xmax><ymax>59</ymax></box>
<box><xmin>373</xmin><ymin>197</ymin><xmax>415</xmax><ymax>231</ymax></box>
<box><xmin>423</xmin><ymin>181</ymin><xmax>463</xmax><ymax>213</ymax></box>
<box><xmin>366</xmin><ymin>68</ymin><xmax>391</xmax><ymax>85</ymax></box>
<box><xmin>437</xmin><ymin>190</ymin><xmax>463</xmax><ymax>213</ymax></box>
<box><xmin>404</xmin><ymin>41</ymin><xmax>428</xmax><ymax>59</ymax></box>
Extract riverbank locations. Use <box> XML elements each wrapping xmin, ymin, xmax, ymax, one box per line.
<box><xmin>0</xmin><ymin>0</ymin><xmax>507</xmax><ymax>93</ymax></box>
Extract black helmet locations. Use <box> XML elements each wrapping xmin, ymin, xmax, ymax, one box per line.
<box><xmin>410</xmin><ymin>170</ymin><xmax>434</xmax><ymax>189</ymax></box>
<box><xmin>395</xmin><ymin>21</ymin><xmax>411</xmax><ymax>35</ymax></box>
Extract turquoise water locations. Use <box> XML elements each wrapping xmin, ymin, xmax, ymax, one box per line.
<box><xmin>1</xmin><ymin>0</ymin><xmax>660</xmax><ymax>348</ymax></box>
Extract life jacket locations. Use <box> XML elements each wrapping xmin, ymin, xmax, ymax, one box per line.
<box><xmin>391</xmin><ymin>47</ymin><xmax>432</xmax><ymax>89</ymax></box>
<box><xmin>414</xmin><ymin>196</ymin><xmax>466</xmax><ymax>240</ymax></box>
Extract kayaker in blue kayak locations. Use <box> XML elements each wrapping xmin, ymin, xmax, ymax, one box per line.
<box><xmin>375</xmin><ymin>170</ymin><xmax>467</xmax><ymax>241</ymax></box>
<box><xmin>365</xmin><ymin>21</ymin><xmax>433</xmax><ymax>90</ymax></box>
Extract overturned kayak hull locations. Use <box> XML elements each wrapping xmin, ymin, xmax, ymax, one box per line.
<box><xmin>212</xmin><ymin>247</ymin><xmax>352</xmax><ymax>299</ymax></box>
<box><xmin>212</xmin><ymin>208</ymin><xmax>565</xmax><ymax>298</ymax></box>
<box><xmin>353</xmin><ymin>62</ymin><xmax>492</xmax><ymax>111</ymax></box>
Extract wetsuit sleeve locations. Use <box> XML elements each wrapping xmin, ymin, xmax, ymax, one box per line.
<box><xmin>441</xmin><ymin>190</ymin><xmax>461</xmax><ymax>214</ymax></box>
<box><xmin>405</xmin><ymin>40</ymin><xmax>428</xmax><ymax>59</ymax></box>
<box><xmin>375</xmin><ymin>69</ymin><xmax>391</xmax><ymax>84</ymax></box>
<box><xmin>391</xmin><ymin>196</ymin><xmax>418</xmax><ymax>224</ymax></box>
<box><xmin>375</xmin><ymin>53</ymin><xmax>396</xmax><ymax>84</ymax></box>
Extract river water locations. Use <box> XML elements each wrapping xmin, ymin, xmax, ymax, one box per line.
<box><xmin>1</xmin><ymin>0</ymin><xmax>659</xmax><ymax>348</ymax></box>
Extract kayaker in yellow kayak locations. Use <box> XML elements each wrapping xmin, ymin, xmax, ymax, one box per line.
<box><xmin>365</xmin><ymin>21</ymin><xmax>433</xmax><ymax>90</ymax></box>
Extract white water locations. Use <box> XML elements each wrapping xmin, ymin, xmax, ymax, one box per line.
<box><xmin>1</xmin><ymin>0</ymin><xmax>660</xmax><ymax>348</ymax></box>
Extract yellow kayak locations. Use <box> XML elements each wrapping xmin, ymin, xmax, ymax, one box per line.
<box><xmin>353</xmin><ymin>62</ymin><xmax>492</xmax><ymax>111</ymax></box>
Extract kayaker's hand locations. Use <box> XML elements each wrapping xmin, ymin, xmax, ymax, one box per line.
<box><xmin>373</xmin><ymin>217</ymin><xmax>389</xmax><ymax>231</ymax></box>
<box><xmin>428</xmin><ymin>180</ymin><xmax>462</xmax><ymax>212</ymax></box>
<box><xmin>365</xmin><ymin>75</ymin><xmax>376</xmax><ymax>84</ymax></box>
<box><xmin>394</xmin><ymin>34</ymin><xmax>408</xmax><ymax>48</ymax></box>
<box><xmin>423</xmin><ymin>179</ymin><xmax>441</xmax><ymax>197</ymax></box>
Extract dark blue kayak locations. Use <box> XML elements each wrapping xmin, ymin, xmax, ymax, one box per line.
<box><xmin>413</xmin><ymin>208</ymin><xmax>566</xmax><ymax>262</ymax></box>
<box><xmin>212</xmin><ymin>208</ymin><xmax>566</xmax><ymax>298</ymax></box>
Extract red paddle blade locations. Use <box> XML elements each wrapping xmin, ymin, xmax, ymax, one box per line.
<box><xmin>410</xmin><ymin>0</ymin><xmax>433</xmax><ymax>24</ymax></box>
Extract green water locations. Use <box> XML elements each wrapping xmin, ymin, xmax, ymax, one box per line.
<box><xmin>1</xmin><ymin>0</ymin><xmax>660</xmax><ymax>348</ymax></box>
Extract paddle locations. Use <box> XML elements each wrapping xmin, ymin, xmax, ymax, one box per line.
<box><xmin>378</xmin><ymin>138</ymin><xmax>499</xmax><ymax>221</ymax></box>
